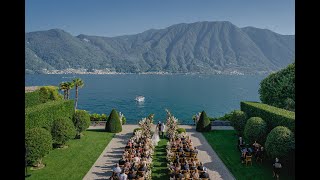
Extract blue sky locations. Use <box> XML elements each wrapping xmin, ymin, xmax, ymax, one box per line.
<box><xmin>26</xmin><ymin>0</ymin><xmax>295</xmax><ymax>36</ymax></box>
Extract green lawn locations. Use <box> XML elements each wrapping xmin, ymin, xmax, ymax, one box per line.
<box><xmin>152</xmin><ymin>138</ymin><xmax>169</xmax><ymax>180</ymax></box>
<box><xmin>202</xmin><ymin>130</ymin><xmax>294</xmax><ymax>180</ymax></box>
<box><xmin>26</xmin><ymin>129</ymin><xmax>114</xmax><ymax>180</ymax></box>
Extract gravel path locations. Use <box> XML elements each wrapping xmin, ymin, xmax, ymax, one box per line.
<box><xmin>83</xmin><ymin>125</ymin><xmax>139</xmax><ymax>180</ymax></box>
<box><xmin>179</xmin><ymin>125</ymin><xmax>235</xmax><ymax>180</ymax></box>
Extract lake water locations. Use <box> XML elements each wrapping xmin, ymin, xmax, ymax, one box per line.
<box><xmin>25</xmin><ymin>74</ymin><xmax>266</xmax><ymax>124</ymax></box>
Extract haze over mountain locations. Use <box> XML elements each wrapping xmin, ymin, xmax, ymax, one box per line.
<box><xmin>25</xmin><ymin>21</ymin><xmax>295</xmax><ymax>74</ymax></box>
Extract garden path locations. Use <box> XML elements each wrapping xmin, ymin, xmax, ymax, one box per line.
<box><xmin>83</xmin><ymin>125</ymin><xmax>138</xmax><ymax>180</ymax></box>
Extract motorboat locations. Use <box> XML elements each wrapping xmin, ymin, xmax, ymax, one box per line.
<box><xmin>135</xmin><ymin>96</ymin><xmax>145</xmax><ymax>102</ymax></box>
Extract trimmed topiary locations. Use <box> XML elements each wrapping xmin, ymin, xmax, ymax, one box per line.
<box><xmin>229</xmin><ymin>110</ymin><xmax>247</xmax><ymax>135</ymax></box>
<box><xmin>25</xmin><ymin>128</ymin><xmax>52</xmax><ymax>167</ymax></box>
<box><xmin>176</xmin><ymin>128</ymin><xmax>186</xmax><ymax>134</ymax></box>
<box><xmin>244</xmin><ymin>117</ymin><xmax>267</xmax><ymax>144</ymax></box>
<box><xmin>265</xmin><ymin>126</ymin><xmax>295</xmax><ymax>159</ymax></box>
<box><xmin>196</xmin><ymin>111</ymin><xmax>211</xmax><ymax>132</ymax></box>
<box><xmin>73</xmin><ymin>110</ymin><xmax>90</xmax><ymax>138</ymax></box>
<box><xmin>51</xmin><ymin>118</ymin><xmax>76</xmax><ymax>147</ymax></box>
<box><xmin>105</xmin><ymin>109</ymin><xmax>122</xmax><ymax>133</ymax></box>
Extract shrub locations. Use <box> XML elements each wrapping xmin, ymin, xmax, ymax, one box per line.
<box><xmin>25</xmin><ymin>128</ymin><xmax>52</xmax><ymax>166</ymax></box>
<box><xmin>241</xmin><ymin>101</ymin><xmax>295</xmax><ymax>132</ymax></box>
<box><xmin>133</xmin><ymin>128</ymin><xmax>143</xmax><ymax>133</ymax></box>
<box><xmin>176</xmin><ymin>128</ymin><xmax>186</xmax><ymax>134</ymax></box>
<box><xmin>121</xmin><ymin>116</ymin><xmax>126</xmax><ymax>125</ymax></box>
<box><xmin>101</xmin><ymin>114</ymin><xmax>108</xmax><ymax>121</ymax></box>
<box><xmin>90</xmin><ymin>113</ymin><xmax>100</xmax><ymax>121</ymax></box>
<box><xmin>265</xmin><ymin>126</ymin><xmax>295</xmax><ymax>159</ymax></box>
<box><xmin>244</xmin><ymin>117</ymin><xmax>267</xmax><ymax>144</ymax></box>
<box><xmin>73</xmin><ymin>110</ymin><xmax>90</xmax><ymax>138</ymax></box>
<box><xmin>218</xmin><ymin>111</ymin><xmax>233</xmax><ymax>120</ymax></box>
<box><xmin>229</xmin><ymin>110</ymin><xmax>247</xmax><ymax>135</ymax></box>
<box><xmin>105</xmin><ymin>109</ymin><xmax>122</xmax><ymax>133</ymax></box>
<box><xmin>259</xmin><ymin>63</ymin><xmax>295</xmax><ymax>110</ymax></box>
<box><xmin>25</xmin><ymin>90</ymin><xmax>42</xmax><ymax>108</ymax></box>
<box><xmin>25</xmin><ymin>100</ymin><xmax>74</xmax><ymax>130</ymax></box>
<box><xmin>51</xmin><ymin>118</ymin><xmax>76</xmax><ymax>147</ymax></box>
<box><xmin>196</xmin><ymin>111</ymin><xmax>211</xmax><ymax>132</ymax></box>
<box><xmin>39</xmin><ymin>86</ymin><xmax>63</xmax><ymax>103</ymax></box>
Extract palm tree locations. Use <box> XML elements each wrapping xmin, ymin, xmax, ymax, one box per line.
<box><xmin>59</xmin><ymin>82</ymin><xmax>68</xmax><ymax>100</ymax></box>
<box><xmin>72</xmin><ymin>78</ymin><xmax>84</xmax><ymax>111</ymax></box>
<box><xmin>66</xmin><ymin>81</ymin><xmax>74</xmax><ymax>99</ymax></box>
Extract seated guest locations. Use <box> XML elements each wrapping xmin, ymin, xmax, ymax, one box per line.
<box><xmin>178</xmin><ymin>146</ymin><xmax>183</xmax><ymax>152</ymax></box>
<box><xmin>119</xmin><ymin>158</ymin><xmax>126</xmax><ymax>166</ymax></box>
<box><xmin>197</xmin><ymin>162</ymin><xmax>204</xmax><ymax>171</ymax></box>
<box><xmin>169</xmin><ymin>173</ymin><xmax>175</xmax><ymax>180</ymax></box>
<box><xmin>192</xmin><ymin>147</ymin><xmax>198</xmax><ymax>154</ymax></box>
<box><xmin>175</xmin><ymin>171</ymin><xmax>184</xmax><ymax>179</ymax></box>
<box><xmin>192</xmin><ymin>169</ymin><xmax>200</xmax><ymax>179</ymax></box>
<box><xmin>127</xmin><ymin>171</ymin><xmax>136</xmax><ymax>180</ymax></box>
<box><xmin>113</xmin><ymin>163</ymin><xmax>122</xmax><ymax>176</ymax></box>
<box><xmin>119</xmin><ymin>169</ymin><xmax>128</xmax><ymax>180</ymax></box>
<box><xmin>174</xmin><ymin>155</ymin><xmax>180</xmax><ymax>164</ymax></box>
<box><xmin>199</xmin><ymin>169</ymin><xmax>209</xmax><ymax>178</ymax></box>
<box><xmin>190</xmin><ymin>161</ymin><xmax>197</xmax><ymax>170</ymax></box>
<box><xmin>139</xmin><ymin>162</ymin><xmax>147</xmax><ymax>172</ymax></box>
<box><xmin>181</xmin><ymin>152</ymin><xmax>186</xmax><ymax>158</ymax></box>
<box><xmin>133</xmin><ymin>156</ymin><xmax>140</xmax><ymax>164</ymax></box>
<box><xmin>184</xmin><ymin>145</ymin><xmax>191</xmax><ymax>152</ymax></box>
<box><xmin>183</xmin><ymin>162</ymin><xmax>190</xmax><ymax>170</ymax></box>
<box><xmin>240</xmin><ymin>151</ymin><xmax>247</xmax><ymax>163</ymax></box>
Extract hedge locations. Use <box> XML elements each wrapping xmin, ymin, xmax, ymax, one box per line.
<box><xmin>241</xmin><ymin>101</ymin><xmax>295</xmax><ymax>132</ymax></box>
<box><xmin>25</xmin><ymin>86</ymin><xmax>63</xmax><ymax>108</ymax></box>
<box><xmin>25</xmin><ymin>100</ymin><xmax>74</xmax><ymax>130</ymax></box>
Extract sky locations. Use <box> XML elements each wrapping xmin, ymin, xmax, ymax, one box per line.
<box><xmin>26</xmin><ymin>0</ymin><xmax>295</xmax><ymax>37</ymax></box>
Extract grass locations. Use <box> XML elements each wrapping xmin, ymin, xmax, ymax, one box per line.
<box><xmin>152</xmin><ymin>138</ymin><xmax>169</xmax><ymax>180</ymax></box>
<box><xmin>202</xmin><ymin>130</ymin><xmax>294</xmax><ymax>180</ymax></box>
<box><xmin>26</xmin><ymin>129</ymin><xmax>114</xmax><ymax>180</ymax></box>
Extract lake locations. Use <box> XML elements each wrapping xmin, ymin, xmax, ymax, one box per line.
<box><xmin>25</xmin><ymin>74</ymin><xmax>266</xmax><ymax>124</ymax></box>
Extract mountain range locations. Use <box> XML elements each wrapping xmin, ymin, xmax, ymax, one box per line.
<box><xmin>25</xmin><ymin>21</ymin><xmax>295</xmax><ymax>74</ymax></box>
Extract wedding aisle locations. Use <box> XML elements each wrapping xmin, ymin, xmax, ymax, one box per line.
<box><xmin>83</xmin><ymin>125</ymin><xmax>138</xmax><ymax>180</ymax></box>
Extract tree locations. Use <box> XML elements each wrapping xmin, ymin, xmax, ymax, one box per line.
<box><xmin>265</xmin><ymin>126</ymin><xmax>295</xmax><ymax>159</ymax></box>
<box><xmin>72</xmin><ymin>78</ymin><xmax>84</xmax><ymax>111</ymax></box>
<box><xmin>105</xmin><ymin>109</ymin><xmax>122</xmax><ymax>133</ymax></box>
<box><xmin>229</xmin><ymin>110</ymin><xmax>247</xmax><ymax>135</ymax></box>
<box><xmin>196</xmin><ymin>111</ymin><xmax>211</xmax><ymax>132</ymax></box>
<box><xmin>244</xmin><ymin>117</ymin><xmax>267</xmax><ymax>144</ymax></box>
<box><xmin>51</xmin><ymin>118</ymin><xmax>76</xmax><ymax>147</ymax></box>
<box><xmin>73</xmin><ymin>110</ymin><xmax>91</xmax><ymax>138</ymax></box>
<box><xmin>66</xmin><ymin>81</ymin><xmax>74</xmax><ymax>99</ymax></box>
<box><xmin>59</xmin><ymin>82</ymin><xmax>68</xmax><ymax>99</ymax></box>
<box><xmin>259</xmin><ymin>63</ymin><xmax>295</xmax><ymax>110</ymax></box>
<box><xmin>25</xmin><ymin>128</ymin><xmax>52</xmax><ymax>167</ymax></box>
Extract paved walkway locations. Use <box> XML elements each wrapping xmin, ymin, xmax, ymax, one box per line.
<box><xmin>180</xmin><ymin>125</ymin><xmax>235</xmax><ymax>180</ymax></box>
<box><xmin>83</xmin><ymin>125</ymin><xmax>139</xmax><ymax>180</ymax></box>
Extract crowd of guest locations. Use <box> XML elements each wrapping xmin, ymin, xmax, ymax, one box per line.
<box><xmin>167</xmin><ymin>133</ymin><xmax>210</xmax><ymax>180</ymax></box>
<box><xmin>238</xmin><ymin>136</ymin><xmax>265</xmax><ymax>164</ymax></box>
<box><xmin>110</xmin><ymin>129</ymin><xmax>154</xmax><ymax>180</ymax></box>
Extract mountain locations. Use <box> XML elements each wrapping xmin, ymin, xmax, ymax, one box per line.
<box><xmin>25</xmin><ymin>21</ymin><xmax>295</xmax><ymax>74</ymax></box>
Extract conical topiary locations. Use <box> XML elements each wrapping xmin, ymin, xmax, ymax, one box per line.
<box><xmin>105</xmin><ymin>109</ymin><xmax>122</xmax><ymax>133</ymax></box>
<box><xmin>196</xmin><ymin>111</ymin><xmax>211</xmax><ymax>132</ymax></box>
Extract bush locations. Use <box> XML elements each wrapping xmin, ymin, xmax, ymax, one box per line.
<box><xmin>244</xmin><ymin>117</ymin><xmax>267</xmax><ymax>144</ymax></box>
<box><xmin>218</xmin><ymin>111</ymin><xmax>233</xmax><ymax>120</ymax></box>
<box><xmin>90</xmin><ymin>113</ymin><xmax>100</xmax><ymax>121</ymax></box>
<box><xmin>122</xmin><ymin>116</ymin><xmax>126</xmax><ymax>125</ymax></box>
<box><xmin>265</xmin><ymin>126</ymin><xmax>295</xmax><ymax>159</ymax></box>
<box><xmin>105</xmin><ymin>109</ymin><xmax>122</xmax><ymax>133</ymax></box>
<box><xmin>196</xmin><ymin>111</ymin><xmax>211</xmax><ymax>132</ymax></box>
<box><xmin>229</xmin><ymin>110</ymin><xmax>247</xmax><ymax>135</ymax></box>
<box><xmin>25</xmin><ymin>90</ymin><xmax>42</xmax><ymax>108</ymax></box>
<box><xmin>241</xmin><ymin>101</ymin><xmax>295</xmax><ymax>132</ymax></box>
<box><xmin>51</xmin><ymin>118</ymin><xmax>76</xmax><ymax>147</ymax></box>
<box><xmin>25</xmin><ymin>100</ymin><xmax>74</xmax><ymax>130</ymax></box>
<box><xmin>25</xmin><ymin>128</ymin><xmax>52</xmax><ymax>166</ymax></box>
<box><xmin>73</xmin><ymin>110</ymin><xmax>90</xmax><ymax>137</ymax></box>
<box><xmin>259</xmin><ymin>63</ymin><xmax>295</xmax><ymax>110</ymax></box>
<box><xmin>176</xmin><ymin>128</ymin><xmax>186</xmax><ymax>134</ymax></box>
<box><xmin>39</xmin><ymin>86</ymin><xmax>63</xmax><ymax>103</ymax></box>
<box><xmin>101</xmin><ymin>114</ymin><xmax>108</xmax><ymax>121</ymax></box>
<box><xmin>133</xmin><ymin>128</ymin><xmax>143</xmax><ymax>133</ymax></box>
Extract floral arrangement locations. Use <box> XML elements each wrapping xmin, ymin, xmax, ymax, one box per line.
<box><xmin>138</xmin><ymin>116</ymin><xmax>153</xmax><ymax>138</ymax></box>
<box><xmin>165</xmin><ymin>109</ymin><xmax>179</xmax><ymax>139</ymax></box>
